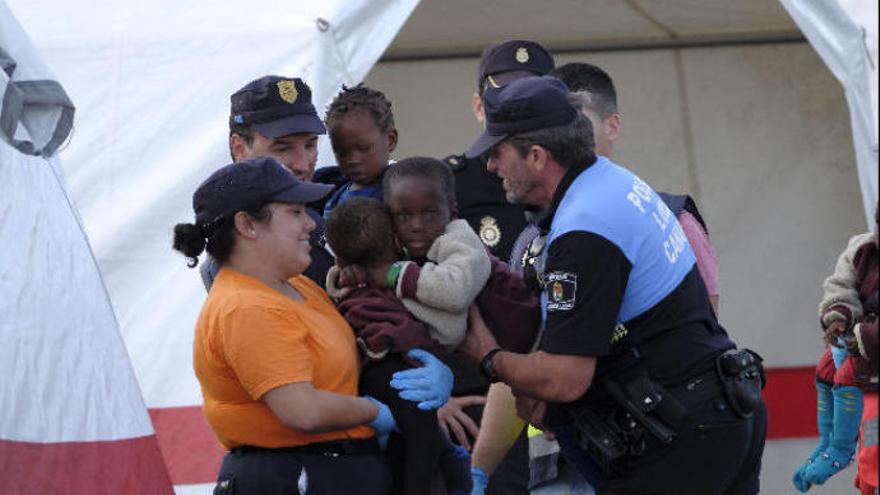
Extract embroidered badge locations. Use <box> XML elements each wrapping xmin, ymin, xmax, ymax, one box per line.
<box><xmin>545</xmin><ymin>271</ymin><xmax>576</xmax><ymax>311</ymax></box>
<box><xmin>479</xmin><ymin>216</ymin><xmax>501</xmax><ymax>248</ymax></box>
<box><xmin>515</xmin><ymin>47</ymin><xmax>530</xmax><ymax>63</ymax></box>
<box><xmin>277</xmin><ymin>79</ymin><xmax>299</xmax><ymax>104</ymax></box>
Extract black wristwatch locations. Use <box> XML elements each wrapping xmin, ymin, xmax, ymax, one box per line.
<box><xmin>480</xmin><ymin>348</ymin><xmax>503</xmax><ymax>383</ymax></box>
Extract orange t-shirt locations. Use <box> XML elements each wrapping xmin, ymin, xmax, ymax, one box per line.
<box><xmin>193</xmin><ymin>268</ymin><xmax>373</xmax><ymax>449</ymax></box>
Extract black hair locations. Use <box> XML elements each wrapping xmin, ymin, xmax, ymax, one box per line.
<box><xmin>507</xmin><ymin>112</ymin><xmax>596</xmax><ymax>170</ymax></box>
<box><xmin>383</xmin><ymin>156</ymin><xmax>456</xmax><ymax>205</ymax></box>
<box><xmin>549</xmin><ymin>62</ymin><xmax>618</xmax><ymax>119</ymax></box>
<box><xmin>228</xmin><ymin>124</ymin><xmax>255</xmax><ymax>161</ymax></box>
<box><xmin>325</xmin><ymin>84</ymin><xmax>396</xmax><ymax>133</ymax></box>
<box><xmin>172</xmin><ymin>204</ymin><xmax>272</xmax><ymax>268</ymax></box>
<box><xmin>325</xmin><ymin>197</ymin><xmax>395</xmax><ymax>267</ymax></box>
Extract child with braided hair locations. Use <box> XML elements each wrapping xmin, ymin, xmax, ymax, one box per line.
<box><xmin>321</xmin><ymin>84</ymin><xmax>398</xmax><ymax>218</ymax></box>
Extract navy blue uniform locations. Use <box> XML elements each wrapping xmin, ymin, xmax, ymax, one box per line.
<box><xmin>537</xmin><ymin>157</ymin><xmax>765</xmax><ymax>495</ymax></box>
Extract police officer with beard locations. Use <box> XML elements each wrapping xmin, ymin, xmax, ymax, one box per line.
<box><xmin>461</xmin><ymin>76</ymin><xmax>767</xmax><ymax>495</ymax></box>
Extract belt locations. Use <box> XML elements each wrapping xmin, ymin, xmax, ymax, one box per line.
<box><xmin>232</xmin><ymin>438</ymin><xmax>379</xmax><ymax>458</ymax></box>
<box><xmin>666</xmin><ymin>367</ymin><xmax>725</xmax><ymax>403</ymax></box>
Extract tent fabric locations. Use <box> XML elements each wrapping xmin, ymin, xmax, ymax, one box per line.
<box><xmin>780</xmin><ymin>0</ymin><xmax>879</xmax><ymax>228</ymax></box>
<box><xmin>0</xmin><ymin>1</ymin><xmax>73</xmax><ymax>157</ymax></box>
<box><xmin>4</xmin><ymin>0</ymin><xmax>417</xmax><ymax>491</ymax></box>
<box><xmin>0</xmin><ymin>1</ymin><xmax>173</xmax><ymax>492</ymax></box>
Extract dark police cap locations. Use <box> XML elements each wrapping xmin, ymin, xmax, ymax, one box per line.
<box><xmin>229</xmin><ymin>76</ymin><xmax>326</xmax><ymax>138</ymax></box>
<box><xmin>478</xmin><ymin>40</ymin><xmax>554</xmax><ymax>90</ymax></box>
<box><xmin>465</xmin><ymin>76</ymin><xmax>577</xmax><ymax>158</ymax></box>
<box><xmin>193</xmin><ymin>156</ymin><xmax>333</xmax><ymax>235</ymax></box>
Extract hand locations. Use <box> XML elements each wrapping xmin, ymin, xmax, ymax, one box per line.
<box><xmin>515</xmin><ymin>395</ymin><xmax>546</xmax><ymax>430</ymax></box>
<box><xmin>438</xmin><ymin>395</ymin><xmax>486</xmax><ymax>451</ymax></box>
<box><xmin>823</xmin><ymin>320</ymin><xmax>847</xmax><ymax>346</ymax></box>
<box><xmin>470</xmin><ymin>466</ymin><xmax>489</xmax><ymax>495</ymax></box>
<box><xmin>391</xmin><ymin>349</ymin><xmax>454</xmax><ymax>410</ymax></box>
<box><xmin>338</xmin><ymin>265</ymin><xmax>369</xmax><ymax>289</ymax></box>
<box><xmin>462</xmin><ymin>304</ymin><xmax>500</xmax><ymax>363</ymax></box>
<box><xmin>843</xmin><ymin>323</ymin><xmax>861</xmax><ymax>356</ymax></box>
<box><xmin>364</xmin><ymin>396</ymin><xmax>397</xmax><ymax>450</ymax></box>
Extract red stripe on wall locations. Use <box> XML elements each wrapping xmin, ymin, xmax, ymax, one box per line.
<box><xmin>0</xmin><ymin>436</ymin><xmax>174</xmax><ymax>495</ymax></box>
<box><xmin>763</xmin><ymin>365</ymin><xmax>818</xmax><ymax>440</ymax></box>
<box><xmin>149</xmin><ymin>366</ymin><xmax>822</xmax><ymax>485</ymax></box>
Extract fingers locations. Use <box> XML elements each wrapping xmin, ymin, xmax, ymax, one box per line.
<box><xmin>447</xmin><ymin>415</ymin><xmax>471</xmax><ymax>450</ymax></box>
<box><xmin>405</xmin><ymin>348</ymin><xmax>431</xmax><ymax>366</ymax></box>
<box><xmin>456</xmin><ymin>395</ymin><xmax>487</xmax><ymax>408</ymax></box>
<box><xmin>455</xmin><ymin>408</ymin><xmax>480</xmax><ymax>441</ymax></box>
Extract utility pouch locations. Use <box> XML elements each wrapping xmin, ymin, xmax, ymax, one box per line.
<box><xmin>570</xmin><ymin>403</ymin><xmax>628</xmax><ymax>473</ymax></box>
<box><xmin>715</xmin><ymin>348</ymin><xmax>765</xmax><ymax>419</ymax></box>
<box><xmin>604</xmin><ymin>372</ymin><xmax>687</xmax><ymax>444</ymax></box>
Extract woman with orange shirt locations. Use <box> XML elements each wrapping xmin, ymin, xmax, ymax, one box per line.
<box><xmin>172</xmin><ymin>156</ymin><xmax>453</xmax><ymax>494</ymax></box>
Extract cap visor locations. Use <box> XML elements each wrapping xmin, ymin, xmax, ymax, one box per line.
<box><xmin>465</xmin><ymin>132</ymin><xmax>507</xmax><ymax>159</ymax></box>
<box><xmin>270</xmin><ymin>181</ymin><xmax>335</xmax><ymax>205</ymax></box>
<box><xmin>254</xmin><ymin>114</ymin><xmax>327</xmax><ymax>138</ymax></box>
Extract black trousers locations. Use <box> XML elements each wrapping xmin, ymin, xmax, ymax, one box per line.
<box><xmin>213</xmin><ymin>441</ymin><xmax>389</xmax><ymax>495</ymax></box>
<box><xmin>361</xmin><ymin>354</ymin><xmax>446</xmax><ymax>495</ymax></box>
<box><xmin>595</xmin><ymin>375</ymin><xmax>767</xmax><ymax>495</ymax></box>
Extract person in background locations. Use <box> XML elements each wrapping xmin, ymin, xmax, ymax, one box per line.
<box><xmin>172</xmin><ymin>156</ymin><xmax>453</xmax><ymax>494</ymax></box>
<box><xmin>201</xmin><ymin>75</ymin><xmax>334</xmax><ymax>290</ymax></box>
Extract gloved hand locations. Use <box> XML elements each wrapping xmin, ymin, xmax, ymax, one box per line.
<box><xmin>390</xmin><ymin>348</ymin><xmax>454</xmax><ymax>410</ymax></box>
<box><xmin>364</xmin><ymin>396</ymin><xmax>397</xmax><ymax>450</ymax></box>
<box><xmin>470</xmin><ymin>466</ymin><xmax>488</xmax><ymax>495</ymax></box>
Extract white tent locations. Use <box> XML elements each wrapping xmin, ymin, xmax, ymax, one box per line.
<box><xmin>2</xmin><ymin>0</ymin><xmax>876</xmax><ymax>493</ymax></box>
<box><xmin>781</xmin><ymin>0</ymin><xmax>879</xmax><ymax>228</ymax></box>
<box><xmin>1</xmin><ymin>1</ymin><xmax>417</xmax><ymax>492</ymax></box>
<box><xmin>0</xmin><ymin>1</ymin><xmax>172</xmax><ymax>492</ymax></box>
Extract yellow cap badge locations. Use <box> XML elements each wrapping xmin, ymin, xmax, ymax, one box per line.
<box><xmin>515</xmin><ymin>47</ymin><xmax>530</xmax><ymax>64</ymax></box>
<box><xmin>479</xmin><ymin>216</ymin><xmax>501</xmax><ymax>248</ymax></box>
<box><xmin>277</xmin><ymin>80</ymin><xmax>298</xmax><ymax>104</ymax></box>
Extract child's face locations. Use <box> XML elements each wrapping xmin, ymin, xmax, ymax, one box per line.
<box><xmin>329</xmin><ymin>108</ymin><xmax>397</xmax><ymax>188</ymax></box>
<box><xmin>387</xmin><ymin>176</ymin><xmax>453</xmax><ymax>258</ymax></box>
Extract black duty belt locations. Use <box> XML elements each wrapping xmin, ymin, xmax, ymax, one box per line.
<box><xmin>232</xmin><ymin>438</ymin><xmax>379</xmax><ymax>458</ymax></box>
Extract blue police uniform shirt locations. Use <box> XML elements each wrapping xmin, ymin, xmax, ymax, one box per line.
<box><xmin>537</xmin><ymin>157</ymin><xmax>733</xmax><ymax>386</ymax></box>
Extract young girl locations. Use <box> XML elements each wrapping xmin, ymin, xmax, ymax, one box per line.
<box><xmin>322</xmin><ymin>84</ymin><xmax>398</xmax><ymax>218</ymax></box>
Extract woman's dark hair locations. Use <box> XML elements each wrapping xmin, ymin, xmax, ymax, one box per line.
<box><xmin>325</xmin><ymin>197</ymin><xmax>395</xmax><ymax>267</ymax></box>
<box><xmin>325</xmin><ymin>84</ymin><xmax>396</xmax><ymax>133</ymax></box>
<box><xmin>172</xmin><ymin>204</ymin><xmax>272</xmax><ymax>268</ymax></box>
<box><xmin>383</xmin><ymin>156</ymin><xmax>456</xmax><ymax>205</ymax></box>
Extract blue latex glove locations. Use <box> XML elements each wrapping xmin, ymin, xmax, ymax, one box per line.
<box><xmin>364</xmin><ymin>396</ymin><xmax>397</xmax><ymax>450</ymax></box>
<box><xmin>390</xmin><ymin>348</ymin><xmax>454</xmax><ymax>410</ymax></box>
<box><xmin>470</xmin><ymin>466</ymin><xmax>488</xmax><ymax>495</ymax></box>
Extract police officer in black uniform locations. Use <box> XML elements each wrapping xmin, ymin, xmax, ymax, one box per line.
<box><xmin>445</xmin><ymin>40</ymin><xmax>554</xmax><ymax>263</ymax></box>
<box><xmin>200</xmin><ymin>75</ymin><xmax>335</xmax><ymax>290</ymax></box>
<box><xmin>440</xmin><ymin>40</ymin><xmax>555</xmax><ymax>495</ymax></box>
<box><xmin>461</xmin><ymin>76</ymin><xmax>767</xmax><ymax>495</ymax></box>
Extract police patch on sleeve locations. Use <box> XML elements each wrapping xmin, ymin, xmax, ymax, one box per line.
<box><xmin>545</xmin><ymin>271</ymin><xmax>576</xmax><ymax>311</ymax></box>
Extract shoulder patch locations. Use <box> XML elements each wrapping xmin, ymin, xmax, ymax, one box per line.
<box><xmin>545</xmin><ymin>271</ymin><xmax>576</xmax><ymax>311</ymax></box>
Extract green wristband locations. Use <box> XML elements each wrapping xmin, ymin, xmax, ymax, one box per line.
<box><xmin>386</xmin><ymin>262</ymin><xmax>403</xmax><ymax>290</ymax></box>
